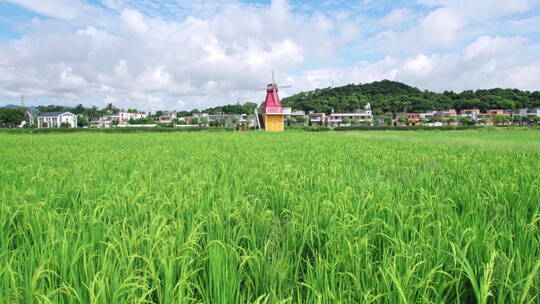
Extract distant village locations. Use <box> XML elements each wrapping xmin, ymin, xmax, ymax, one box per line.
<box><xmin>30</xmin><ymin>105</ymin><xmax>540</xmax><ymax>129</ymax></box>
<box><xmin>3</xmin><ymin>78</ymin><xmax>540</xmax><ymax>130</ymax></box>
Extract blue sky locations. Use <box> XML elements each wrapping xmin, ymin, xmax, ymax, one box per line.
<box><xmin>0</xmin><ymin>0</ymin><xmax>540</xmax><ymax>110</ymax></box>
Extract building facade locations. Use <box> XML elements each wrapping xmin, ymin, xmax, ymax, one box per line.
<box><xmin>307</xmin><ymin>112</ymin><xmax>326</xmax><ymax>126</ymax></box>
<box><xmin>37</xmin><ymin>112</ymin><xmax>77</xmax><ymax>128</ymax></box>
<box><xmin>327</xmin><ymin>109</ymin><xmax>372</xmax><ymax>127</ymax></box>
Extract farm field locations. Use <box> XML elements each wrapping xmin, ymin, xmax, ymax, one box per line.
<box><xmin>1</xmin><ymin>129</ymin><xmax>539</xmax><ymax>303</ymax></box>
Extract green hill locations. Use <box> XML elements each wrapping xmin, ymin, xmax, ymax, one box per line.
<box><xmin>281</xmin><ymin>80</ymin><xmax>540</xmax><ymax>114</ymax></box>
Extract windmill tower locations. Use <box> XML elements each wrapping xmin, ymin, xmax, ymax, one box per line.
<box><xmin>258</xmin><ymin>70</ymin><xmax>290</xmax><ymax>132</ymax></box>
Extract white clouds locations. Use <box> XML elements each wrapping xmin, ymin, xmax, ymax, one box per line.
<box><xmin>462</xmin><ymin>36</ymin><xmax>525</xmax><ymax>61</ymax></box>
<box><xmin>3</xmin><ymin>0</ymin><xmax>108</xmax><ymax>24</ymax></box>
<box><xmin>0</xmin><ymin>0</ymin><xmax>357</xmax><ymax>109</ymax></box>
<box><xmin>377</xmin><ymin>7</ymin><xmax>465</xmax><ymax>53</ymax></box>
<box><xmin>418</xmin><ymin>8</ymin><xmax>464</xmax><ymax>46</ymax></box>
<box><xmin>403</xmin><ymin>54</ymin><xmax>436</xmax><ymax>76</ymax></box>
<box><xmin>0</xmin><ymin>0</ymin><xmax>539</xmax><ymax>110</ymax></box>
<box><xmin>291</xmin><ymin>35</ymin><xmax>540</xmax><ymax>93</ymax></box>
<box><xmin>381</xmin><ymin>8</ymin><xmax>414</xmax><ymax>27</ymax></box>
<box><xmin>419</xmin><ymin>0</ymin><xmax>538</xmax><ymax>19</ymax></box>
<box><xmin>3</xmin><ymin>0</ymin><xmax>83</xmax><ymax>19</ymax></box>
<box><xmin>378</xmin><ymin>8</ymin><xmax>466</xmax><ymax>55</ymax></box>
<box><xmin>375</xmin><ymin>0</ymin><xmax>540</xmax><ymax>54</ymax></box>
<box><xmin>120</xmin><ymin>9</ymin><xmax>149</xmax><ymax>35</ymax></box>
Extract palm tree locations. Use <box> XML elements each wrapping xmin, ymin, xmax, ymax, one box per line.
<box><xmin>86</xmin><ymin>106</ymin><xmax>101</xmax><ymax>122</ymax></box>
<box><xmin>103</xmin><ymin>103</ymin><xmax>120</xmax><ymax>115</ymax></box>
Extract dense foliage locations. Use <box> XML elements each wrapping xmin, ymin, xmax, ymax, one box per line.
<box><xmin>35</xmin><ymin>105</ymin><xmax>71</xmax><ymax>114</ymax></box>
<box><xmin>1</xmin><ymin>130</ymin><xmax>539</xmax><ymax>303</ymax></box>
<box><xmin>1</xmin><ymin>126</ymin><xmax>224</xmax><ymax>133</ymax></box>
<box><xmin>0</xmin><ymin>108</ymin><xmax>26</xmax><ymax>127</ymax></box>
<box><xmin>128</xmin><ymin>117</ymin><xmax>157</xmax><ymax>124</ymax></box>
<box><xmin>199</xmin><ymin>102</ymin><xmax>258</xmax><ymax>115</ymax></box>
<box><xmin>282</xmin><ymin>80</ymin><xmax>540</xmax><ymax>114</ymax></box>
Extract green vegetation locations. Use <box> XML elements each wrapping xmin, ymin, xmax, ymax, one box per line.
<box><xmin>282</xmin><ymin>80</ymin><xmax>540</xmax><ymax>114</ymax></box>
<box><xmin>127</xmin><ymin>117</ymin><xmax>157</xmax><ymax>125</ymax></box>
<box><xmin>1</xmin><ymin>130</ymin><xmax>539</xmax><ymax>303</ymax></box>
<box><xmin>198</xmin><ymin>102</ymin><xmax>258</xmax><ymax>115</ymax></box>
<box><xmin>0</xmin><ymin>108</ymin><xmax>26</xmax><ymax>127</ymax></box>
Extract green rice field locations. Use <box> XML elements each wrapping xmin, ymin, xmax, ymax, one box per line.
<box><xmin>1</xmin><ymin>129</ymin><xmax>539</xmax><ymax>303</ymax></box>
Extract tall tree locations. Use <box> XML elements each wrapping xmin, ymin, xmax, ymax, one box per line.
<box><xmin>103</xmin><ymin>103</ymin><xmax>120</xmax><ymax>115</ymax></box>
<box><xmin>0</xmin><ymin>108</ymin><xmax>26</xmax><ymax>127</ymax></box>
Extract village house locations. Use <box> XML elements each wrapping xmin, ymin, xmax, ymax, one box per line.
<box><xmin>419</xmin><ymin>111</ymin><xmax>437</xmax><ymax>122</ymax></box>
<box><xmin>208</xmin><ymin>113</ymin><xmax>238</xmax><ymax>126</ymax></box>
<box><xmin>120</xmin><ymin>112</ymin><xmax>147</xmax><ymax>121</ymax></box>
<box><xmin>98</xmin><ymin>114</ymin><xmax>121</xmax><ymax>127</ymax></box>
<box><xmin>519</xmin><ymin>108</ymin><xmax>540</xmax><ymax>120</ymax></box>
<box><xmin>193</xmin><ymin>113</ymin><xmax>257</xmax><ymax>127</ymax></box>
<box><xmin>435</xmin><ymin>109</ymin><xmax>458</xmax><ymax>125</ymax></box>
<box><xmin>328</xmin><ymin>110</ymin><xmax>372</xmax><ymax>127</ymax></box>
<box><xmin>284</xmin><ymin>110</ymin><xmax>307</xmax><ymax>126</ymax></box>
<box><xmin>207</xmin><ymin>113</ymin><xmax>238</xmax><ymax>126</ymax></box>
<box><xmin>327</xmin><ymin>105</ymin><xmax>372</xmax><ymax>127</ymax></box>
<box><xmin>192</xmin><ymin>113</ymin><xmax>210</xmax><ymax>120</ymax></box>
<box><xmin>393</xmin><ymin>113</ymin><xmax>420</xmax><ymax>126</ymax></box>
<box><xmin>528</xmin><ymin>108</ymin><xmax>539</xmax><ymax>116</ymax></box>
<box><xmin>487</xmin><ymin>109</ymin><xmax>509</xmax><ymax>117</ymax></box>
<box><xmin>155</xmin><ymin>111</ymin><xmax>177</xmax><ymax>124</ymax></box>
<box><xmin>37</xmin><ymin>112</ymin><xmax>77</xmax><ymax>128</ymax></box>
<box><xmin>436</xmin><ymin>109</ymin><xmax>458</xmax><ymax>119</ymax></box>
<box><xmin>91</xmin><ymin>111</ymin><xmax>148</xmax><ymax>127</ymax></box>
<box><xmin>461</xmin><ymin>109</ymin><xmax>481</xmax><ymax>121</ymax></box>
<box><xmin>190</xmin><ymin>113</ymin><xmax>210</xmax><ymax>126</ymax></box>
<box><xmin>307</xmin><ymin>112</ymin><xmax>326</xmax><ymax>126</ymax></box>
<box><xmin>239</xmin><ymin>114</ymin><xmax>256</xmax><ymax>127</ymax></box>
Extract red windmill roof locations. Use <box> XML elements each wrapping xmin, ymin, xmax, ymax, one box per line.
<box><xmin>262</xmin><ymin>84</ymin><xmax>283</xmax><ymax>114</ymax></box>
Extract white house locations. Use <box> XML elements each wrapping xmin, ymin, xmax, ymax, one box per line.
<box><xmin>120</xmin><ymin>112</ymin><xmax>147</xmax><ymax>122</ymax></box>
<box><xmin>37</xmin><ymin>112</ymin><xmax>77</xmax><ymax>128</ymax></box>
<box><xmin>519</xmin><ymin>108</ymin><xmax>540</xmax><ymax>118</ymax></box>
<box><xmin>155</xmin><ymin>111</ymin><xmax>177</xmax><ymax>124</ymax></box>
<box><xmin>91</xmin><ymin>111</ymin><xmax>148</xmax><ymax>127</ymax></box>
<box><xmin>328</xmin><ymin>104</ymin><xmax>373</xmax><ymax>127</ymax></box>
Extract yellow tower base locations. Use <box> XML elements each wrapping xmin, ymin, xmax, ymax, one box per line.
<box><xmin>263</xmin><ymin>114</ymin><xmax>284</xmax><ymax>132</ymax></box>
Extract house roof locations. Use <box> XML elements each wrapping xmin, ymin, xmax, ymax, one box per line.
<box><xmin>38</xmin><ymin>111</ymin><xmax>75</xmax><ymax>117</ymax></box>
<box><xmin>330</xmin><ymin>112</ymin><xmax>371</xmax><ymax>117</ymax></box>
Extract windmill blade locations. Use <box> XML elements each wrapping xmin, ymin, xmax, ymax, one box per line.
<box><xmin>278</xmin><ymin>85</ymin><xmax>292</xmax><ymax>89</ymax></box>
<box><xmin>257</xmin><ymin>88</ymin><xmax>267</xmax><ymax>91</ymax></box>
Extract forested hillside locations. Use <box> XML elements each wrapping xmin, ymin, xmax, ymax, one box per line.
<box><xmin>281</xmin><ymin>80</ymin><xmax>540</xmax><ymax>114</ymax></box>
<box><xmin>199</xmin><ymin>102</ymin><xmax>258</xmax><ymax>115</ymax></box>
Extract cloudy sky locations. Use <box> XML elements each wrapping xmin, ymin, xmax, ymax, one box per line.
<box><xmin>1</xmin><ymin>0</ymin><xmax>540</xmax><ymax>111</ymax></box>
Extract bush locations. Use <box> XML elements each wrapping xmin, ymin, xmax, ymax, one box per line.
<box><xmin>332</xmin><ymin>125</ymin><xmax>488</xmax><ymax>131</ymax></box>
<box><xmin>303</xmin><ymin>126</ymin><xmax>332</xmax><ymax>132</ymax></box>
<box><xmin>128</xmin><ymin>118</ymin><xmax>157</xmax><ymax>124</ymax></box>
<box><xmin>1</xmin><ymin>127</ymin><xmax>215</xmax><ymax>134</ymax></box>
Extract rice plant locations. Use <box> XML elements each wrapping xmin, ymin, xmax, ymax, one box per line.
<box><xmin>1</xmin><ymin>129</ymin><xmax>539</xmax><ymax>303</ymax></box>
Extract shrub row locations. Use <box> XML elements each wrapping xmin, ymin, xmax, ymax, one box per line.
<box><xmin>1</xmin><ymin>127</ymin><xmax>236</xmax><ymax>134</ymax></box>
<box><xmin>332</xmin><ymin>125</ymin><xmax>487</xmax><ymax>131</ymax></box>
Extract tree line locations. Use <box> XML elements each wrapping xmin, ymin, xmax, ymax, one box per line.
<box><xmin>281</xmin><ymin>80</ymin><xmax>540</xmax><ymax>114</ymax></box>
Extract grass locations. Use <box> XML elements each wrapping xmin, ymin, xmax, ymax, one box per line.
<box><xmin>1</xmin><ymin>129</ymin><xmax>539</xmax><ymax>303</ymax></box>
